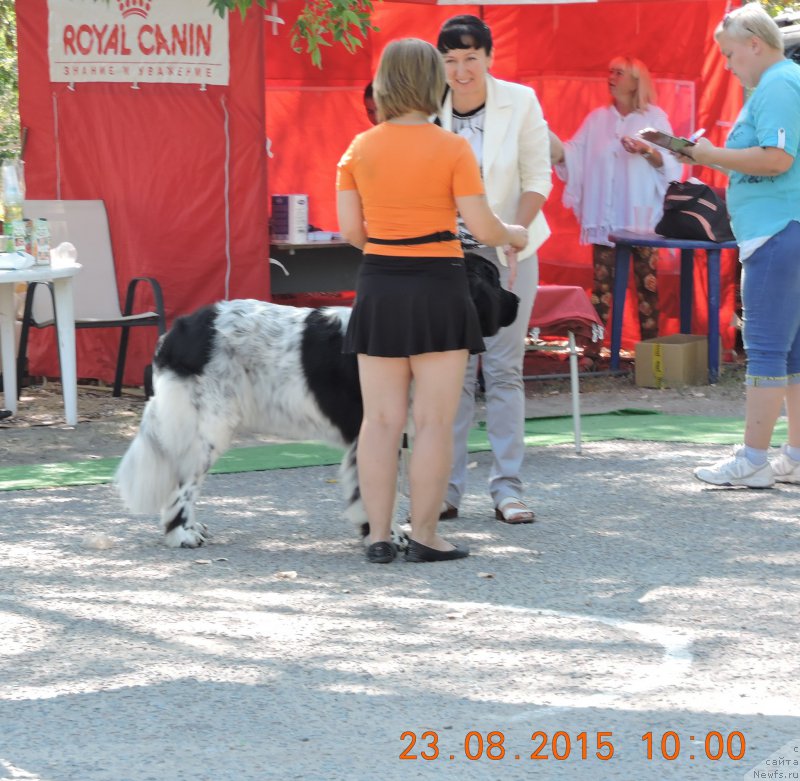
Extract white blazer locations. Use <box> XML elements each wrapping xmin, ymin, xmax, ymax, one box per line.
<box><xmin>439</xmin><ymin>75</ymin><xmax>553</xmax><ymax>265</ymax></box>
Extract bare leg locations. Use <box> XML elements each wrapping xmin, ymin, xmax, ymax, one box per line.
<box><xmin>356</xmin><ymin>355</ymin><xmax>411</xmax><ymax>544</ymax></box>
<box><xmin>786</xmin><ymin>384</ymin><xmax>800</xmax><ymax>447</ymax></box>
<box><xmin>408</xmin><ymin>350</ymin><xmax>469</xmax><ymax>551</ymax></box>
<box><xmin>744</xmin><ymin>386</ymin><xmax>787</xmax><ymax>450</ymax></box>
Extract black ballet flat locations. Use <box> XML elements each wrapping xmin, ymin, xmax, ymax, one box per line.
<box><xmin>0</xmin><ymin>409</ymin><xmax>11</xmax><ymax>421</ymax></box>
<box><xmin>367</xmin><ymin>541</ymin><xmax>397</xmax><ymax>564</ymax></box>
<box><xmin>405</xmin><ymin>539</ymin><xmax>470</xmax><ymax>563</ymax></box>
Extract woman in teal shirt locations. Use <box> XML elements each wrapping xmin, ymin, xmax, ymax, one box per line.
<box><xmin>690</xmin><ymin>4</ymin><xmax>800</xmax><ymax>487</ymax></box>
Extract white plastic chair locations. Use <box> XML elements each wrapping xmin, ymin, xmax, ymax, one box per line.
<box><xmin>17</xmin><ymin>200</ymin><xmax>166</xmax><ymax>396</ymax></box>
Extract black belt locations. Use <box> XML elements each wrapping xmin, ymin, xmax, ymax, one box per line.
<box><xmin>367</xmin><ymin>231</ymin><xmax>457</xmax><ymax>246</ymax></box>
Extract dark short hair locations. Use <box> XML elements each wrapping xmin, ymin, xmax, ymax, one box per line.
<box><xmin>437</xmin><ymin>15</ymin><xmax>493</xmax><ymax>55</ymax></box>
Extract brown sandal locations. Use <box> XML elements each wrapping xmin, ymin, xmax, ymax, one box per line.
<box><xmin>494</xmin><ymin>498</ymin><xmax>535</xmax><ymax>524</ymax></box>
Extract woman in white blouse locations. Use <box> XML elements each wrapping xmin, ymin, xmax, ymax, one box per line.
<box><xmin>550</xmin><ymin>56</ymin><xmax>681</xmax><ymax>347</ymax></box>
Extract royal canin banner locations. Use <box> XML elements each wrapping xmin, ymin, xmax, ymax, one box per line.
<box><xmin>47</xmin><ymin>0</ymin><xmax>230</xmax><ymax>85</ymax></box>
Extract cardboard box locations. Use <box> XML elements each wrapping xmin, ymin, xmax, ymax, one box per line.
<box><xmin>271</xmin><ymin>194</ymin><xmax>308</xmax><ymax>243</ymax></box>
<box><xmin>635</xmin><ymin>334</ymin><xmax>708</xmax><ymax>388</ymax></box>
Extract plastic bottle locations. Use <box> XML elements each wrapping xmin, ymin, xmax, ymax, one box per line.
<box><xmin>1</xmin><ymin>160</ymin><xmax>25</xmax><ymax>253</ymax></box>
<box><xmin>34</xmin><ymin>218</ymin><xmax>51</xmax><ymax>265</ymax></box>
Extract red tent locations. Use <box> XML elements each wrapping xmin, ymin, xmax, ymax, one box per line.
<box><xmin>17</xmin><ymin>0</ymin><xmax>742</xmax><ymax>385</ymax></box>
<box><xmin>266</xmin><ymin>0</ymin><xmax>743</xmax><ymax>353</ymax></box>
<box><xmin>17</xmin><ymin>0</ymin><xmax>270</xmax><ymax>385</ymax></box>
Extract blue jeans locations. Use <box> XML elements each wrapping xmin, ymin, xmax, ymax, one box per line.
<box><xmin>741</xmin><ymin>220</ymin><xmax>800</xmax><ymax>387</ymax></box>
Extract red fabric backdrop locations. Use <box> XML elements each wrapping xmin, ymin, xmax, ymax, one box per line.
<box><xmin>265</xmin><ymin>0</ymin><xmax>742</xmax><ymax>354</ymax></box>
<box><xmin>17</xmin><ymin>1</ymin><xmax>269</xmax><ymax>385</ymax></box>
<box><xmin>16</xmin><ymin>0</ymin><xmax>742</xmax><ymax>386</ymax></box>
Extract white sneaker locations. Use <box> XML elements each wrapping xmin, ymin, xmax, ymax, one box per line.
<box><xmin>693</xmin><ymin>446</ymin><xmax>775</xmax><ymax>488</ymax></box>
<box><xmin>771</xmin><ymin>444</ymin><xmax>800</xmax><ymax>484</ymax></box>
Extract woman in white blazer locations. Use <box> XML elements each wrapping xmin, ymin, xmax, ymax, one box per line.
<box><xmin>436</xmin><ymin>15</ymin><xmax>553</xmax><ymax>524</ymax></box>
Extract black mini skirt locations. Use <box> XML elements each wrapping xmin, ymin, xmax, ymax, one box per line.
<box><xmin>343</xmin><ymin>254</ymin><xmax>485</xmax><ymax>357</ymax></box>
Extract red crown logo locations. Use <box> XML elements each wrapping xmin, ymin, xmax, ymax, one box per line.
<box><xmin>117</xmin><ymin>0</ymin><xmax>152</xmax><ymax>19</ymax></box>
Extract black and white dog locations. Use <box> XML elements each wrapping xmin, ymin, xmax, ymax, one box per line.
<box><xmin>115</xmin><ymin>254</ymin><xmax>518</xmax><ymax>548</ymax></box>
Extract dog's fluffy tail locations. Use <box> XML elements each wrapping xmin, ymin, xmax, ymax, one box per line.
<box><xmin>114</xmin><ymin>370</ymin><xmax>200</xmax><ymax>514</ymax></box>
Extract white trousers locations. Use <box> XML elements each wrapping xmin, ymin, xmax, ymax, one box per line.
<box><xmin>446</xmin><ymin>247</ymin><xmax>539</xmax><ymax>508</ymax></box>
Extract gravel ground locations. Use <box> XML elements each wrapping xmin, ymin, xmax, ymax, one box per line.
<box><xmin>1</xmin><ymin>440</ymin><xmax>798</xmax><ymax>781</ymax></box>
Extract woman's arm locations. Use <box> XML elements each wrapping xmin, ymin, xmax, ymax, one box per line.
<box><xmin>516</xmin><ymin>89</ymin><xmax>553</xmax><ymax>207</ymax></box>
<box><xmin>515</xmin><ymin>191</ymin><xmax>547</xmax><ymax>228</ymax></box>
<box><xmin>686</xmin><ymin>139</ymin><xmax>793</xmax><ymax>176</ymax></box>
<box><xmin>621</xmin><ymin>135</ymin><xmax>664</xmax><ymax>168</ymax></box>
<box><xmin>549</xmin><ymin>130</ymin><xmax>565</xmax><ymax>165</ymax></box>
<box><xmin>456</xmin><ymin>193</ymin><xmax>528</xmax><ymax>249</ymax></box>
<box><xmin>336</xmin><ymin>190</ymin><xmax>367</xmax><ymax>249</ymax></box>
<box><xmin>684</xmin><ymin>80</ymin><xmax>798</xmax><ymax>177</ymax></box>
<box><xmin>553</xmin><ymin>108</ymin><xmax>598</xmax><ymax>189</ymax></box>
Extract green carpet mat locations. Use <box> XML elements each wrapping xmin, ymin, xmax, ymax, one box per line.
<box><xmin>0</xmin><ymin>409</ymin><xmax>786</xmax><ymax>492</ymax></box>
<box><xmin>0</xmin><ymin>442</ymin><xmax>346</xmax><ymax>493</ymax></box>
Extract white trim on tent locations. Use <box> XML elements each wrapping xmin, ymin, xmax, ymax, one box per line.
<box><xmin>222</xmin><ymin>95</ymin><xmax>232</xmax><ymax>300</ymax></box>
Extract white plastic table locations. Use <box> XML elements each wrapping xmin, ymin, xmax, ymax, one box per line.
<box><xmin>0</xmin><ymin>263</ymin><xmax>81</xmax><ymax>424</ymax></box>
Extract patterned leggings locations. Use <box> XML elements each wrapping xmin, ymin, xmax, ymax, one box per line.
<box><xmin>592</xmin><ymin>243</ymin><xmax>659</xmax><ymax>342</ymax></box>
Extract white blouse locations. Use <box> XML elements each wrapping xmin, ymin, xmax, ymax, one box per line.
<box><xmin>556</xmin><ymin>104</ymin><xmax>682</xmax><ymax>246</ymax></box>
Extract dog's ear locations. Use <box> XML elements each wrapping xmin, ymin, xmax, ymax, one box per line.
<box><xmin>156</xmin><ymin>305</ymin><xmax>217</xmax><ymax>376</ymax></box>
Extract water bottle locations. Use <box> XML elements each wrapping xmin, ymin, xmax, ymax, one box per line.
<box><xmin>1</xmin><ymin>159</ymin><xmax>25</xmax><ymax>253</ymax></box>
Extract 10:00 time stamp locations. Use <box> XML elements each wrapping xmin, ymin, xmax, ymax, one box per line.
<box><xmin>399</xmin><ymin>730</ymin><xmax>746</xmax><ymax>762</ymax></box>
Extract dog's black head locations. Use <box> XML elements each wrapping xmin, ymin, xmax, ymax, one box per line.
<box><xmin>465</xmin><ymin>253</ymin><xmax>520</xmax><ymax>338</ymax></box>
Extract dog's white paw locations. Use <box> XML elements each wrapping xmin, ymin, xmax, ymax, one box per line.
<box><xmin>390</xmin><ymin>527</ymin><xmax>410</xmax><ymax>552</ymax></box>
<box><xmin>165</xmin><ymin>523</ymin><xmax>209</xmax><ymax>548</ymax></box>
<box><xmin>362</xmin><ymin>525</ymin><xmax>409</xmax><ymax>552</ymax></box>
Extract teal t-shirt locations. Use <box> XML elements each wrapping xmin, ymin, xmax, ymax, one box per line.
<box><xmin>726</xmin><ymin>59</ymin><xmax>800</xmax><ymax>242</ymax></box>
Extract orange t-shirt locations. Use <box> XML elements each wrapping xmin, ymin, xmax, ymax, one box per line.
<box><xmin>336</xmin><ymin>123</ymin><xmax>484</xmax><ymax>257</ymax></box>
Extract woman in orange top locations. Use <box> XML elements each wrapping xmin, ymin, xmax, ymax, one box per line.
<box><xmin>337</xmin><ymin>38</ymin><xmax>528</xmax><ymax>564</ymax></box>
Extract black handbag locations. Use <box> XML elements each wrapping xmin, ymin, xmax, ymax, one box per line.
<box><xmin>655</xmin><ymin>180</ymin><xmax>735</xmax><ymax>243</ymax></box>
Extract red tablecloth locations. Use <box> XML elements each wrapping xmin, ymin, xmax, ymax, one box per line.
<box><xmin>529</xmin><ymin>285</ymin><xmax>603</xmax><ymax>343</ymax></box>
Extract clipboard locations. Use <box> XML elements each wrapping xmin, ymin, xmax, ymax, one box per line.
<box><xmin>637</xmin><ymin>128</ymin><xmax>696</xmax><ymax>154</ymax></box>
<box><xmin>638</xmin><ymin>127</ymin><xmax>730</xmax><ymax>174</ymax></box>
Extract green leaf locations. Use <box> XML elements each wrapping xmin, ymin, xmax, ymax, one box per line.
<box><xmin>84</xmin><ymin>0</ymin><xmax>386</xmax><ymax>71</ymax></box>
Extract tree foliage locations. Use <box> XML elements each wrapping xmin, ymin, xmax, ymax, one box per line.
<box><xmin>208</xmin><ymin>0</ymin><xmax>378</xmax><ymax>68</ymax></box>
<box><xmin>0</xmin><ymin>0</ymin><xmax>18</xmax><ymax>160</ymax></box>
<box><xmin>757</xmin><ymin>0</ymin><xmax>800</xmax><ymax>16</ymax></box>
